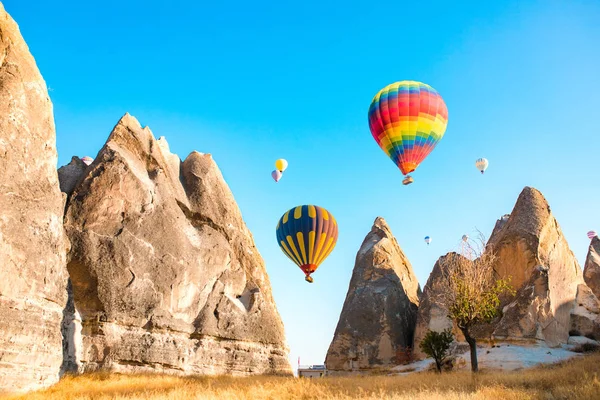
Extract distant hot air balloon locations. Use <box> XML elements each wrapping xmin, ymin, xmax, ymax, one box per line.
<box><xmin>276</xmin><ymin>205</ymin><xmax>338</xmax><ymax>283</ymax></box>
<box><xmin>271</xmin><ymin>170</ymin><xmax>282</xmax><ymax>183</ymax></box>
<box><xmin>368</xmin><ymin>81</ymin><xmax>448</xmax><ymax>185</ymax></box>
<box><xmin>424</xmin><ymin>236</ymin><xmax>432</xmax><ymax>245</ymax></box>
<box><xmin>462</xmin><ymin>234</ymin><xmax>469</xmax><ymax>242</ymax></box>
<box><xmin>475</xmin><ymin>158</ymin><xmax>489</xmax><ymax>174</ymax></box>
<box><xmin>81</xmin><ymin>156</ymin><xmax>93</xmax><ymax>166</ymax></box>
<box><xmin>588</xmin><ymin>231</ymin><xmax>598</xmax><ymax>240</ymax></box>
<box><xmin>275</xmin><ymin>159</ymin><xmax>288</xmax><ymax>173</ymax></box>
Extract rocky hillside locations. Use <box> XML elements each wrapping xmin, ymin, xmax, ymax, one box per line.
<box><xmin>325</xmin><ymin>217</ymin><xmax>420</xmax><ymax>372</ymax></box>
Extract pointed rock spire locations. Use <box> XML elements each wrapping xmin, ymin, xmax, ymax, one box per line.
<box><xmin>0</xmin><ymin>3</ymin><xmax>69</xmax><ymax>392</ymax></box>
<box><xmin>325</xmin><ymin>217</ymin><xmax>420</xmax><ymax>371</ymax></box>
<box><xmin>488</xmin><ymin>187</ymin><xmax>583</xmax><ymax>346</ymax></box>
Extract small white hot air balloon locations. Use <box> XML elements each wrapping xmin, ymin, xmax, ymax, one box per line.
<box><xmin>271</xmin><ymin>170</ymin><xmax>282</xmax><ymax>183</ymax></box>
<box><xmin>588</xmin><ymin>231</ymin><xmax>598</xmax><ymax>240</ymax></box>
<box><xmin>424</xmin><ymin>236</ymin><xmax>432</xmax><ymax>245</ymax></box>
<box><xmin>81</xmin><ymin>156</ymin><xmax>94</xmax><ymax>166</ymax></box>
<box><xmin>475</xmin><ymin>158</ymin><xmax>489</xmax><ymax>174</ymax></box>
<box><xmin>462</xmin><ymin>234</ymin><xmax>469</xmax><ymax>242</ymax></box>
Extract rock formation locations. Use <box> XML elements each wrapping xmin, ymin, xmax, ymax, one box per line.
<box><xmin>325</xmin><ymin>217</ymin><xmax>420</xmax><ymax>371</ymax></box>
<box><xmin>57</xmin><ymin>156</ymin><xmax>87</xmax><ymax>197</ymax></box>
<box><xmin>584</xmin><ymin>237</ymin><xmax>600</xmax><ymax>299</ymax></box>
<box><xmin>412</xmin><ymin>254</ymin><xmax>466</xmax><ymax>360</ymax></box>
<box><xmin>569</xmin><ymin>283</ymin><xmax>600</xmax><ymax>340</ymax></box>
<box><xmin>414</xmin><ymin>187</ymin><xmax>587</xmax><ymax>359</ymax></box>
<box><xmin>63</xmin><ymin>114</ymin><xmax>291</xmax><ymax>376</ymax></box>
<box><xmin>488</xmin><ymin>187</ymin><xmax>583</xmax><ymax>346</ymax></box>
<box><xmin>0</xmin><ymin>3</ymin><xmax>69</xmax><ymax>392</ymax></box>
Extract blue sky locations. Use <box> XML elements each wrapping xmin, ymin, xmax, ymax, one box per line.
<box><xmin>7</xmin><ymin>0</ymin><xmax>600</xmax><ymax>369</ymax></box>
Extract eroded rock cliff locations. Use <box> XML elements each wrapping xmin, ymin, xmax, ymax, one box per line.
<box><xmin>488</xmin><ymin>187</ymin><xmax>583</xmax><ymax>346</ymax></box>
<box><xmin>0</xmin><ymin>3</ymin><xmax>69</xmax><ymax>392</ymax></box>
<box><xmin>584</xmin><ymin>237</ymin><xmax>600</xmax><ymax>299</ymax></box>
<box><xmin>63</xmin><ymin>114</ymin><xmax>291</xmax><ymax>375</ymax></box>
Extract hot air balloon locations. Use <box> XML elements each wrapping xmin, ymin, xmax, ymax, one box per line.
<box><xmin>368</xmin><ymin>81</ymin><xmax>448</xmax><ymax>185</ymax></box>
<box><xmin>275</xmin><ymin>159</ymin><xmax>288</xmax><ymax>173</ymax></box>
<box><xmin>424</xmin><ymin>236</ymin><xmax>432</xmax><ymax>245</ymax></box>
<box><xmin>475</xmin><ymin>158</ymin><xmax>489</xmax><ymax>174</ymax></box>
<box><xmin>276</xmin><ymin>205</ymin><xmax>338</xmax><ymax>283</ymax></box>
<box><xmin>588</xmin><ymin>231</ymin><xmax>598</xmax><ymax>240</ymax></box>
<box><xmin>81</xmin><ymin>156</ymin><xmax>94</xmax><ymax>166</ymax></box>
<box><xmin>271</xmin><ymin>170</ymin><xmax>282</xmax><ymax>183</ymax></box>
<box><xmin>462</xmin><ymin>234</ymin><xmax>469</xmax><ymax>242</ymax></box>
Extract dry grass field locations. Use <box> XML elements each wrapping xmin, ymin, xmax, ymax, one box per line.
<box><xmin>1</xmin><ymin>352</ymin><xmax>599</xmax><ymax>400</ymax></box>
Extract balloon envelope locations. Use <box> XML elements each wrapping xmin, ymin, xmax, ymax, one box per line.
<box><xmin>462</xmin><ymin>234</ymin><xmax>469</xmax><ymax>242</ymax></box>
<box><xmin>276</xmin><ymin>205</ymin><xmax>338</xmax><ymax>281</ymax></box>
<box><xmin>271</xmin><ymin>170</ymin><xmax>282</xmax><ymax>182</ymax></box>
<box><xmin>475</xmin><ymin>158</ymin><xmax>489</xmax><ymax>174</ymax></box>
<box><xmin>424</xmin><ymin>236</ymin><xmax>431</xmax><ymax>244</ymax></box>
<box><xmin>588</xmin><ymin>231</ymin><xmax>598</xmax><ymax>240</ymax></box>
<box><xmin>368</xmin><ymin>81</ymin><xmax>448</xmax><ymax>176</ymax></box>
<box><xmin>275</xmin><ymin>159</ymin><xmax>288</xmax><ymax>172</ymax></box>
<box><xmin>81</xmin><ymin>156</ymin><xmax>94</xmax><ymax>166</ymax></box>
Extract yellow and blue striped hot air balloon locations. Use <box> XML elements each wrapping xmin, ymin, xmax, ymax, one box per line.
<box><xmin>276</xmin><ymin>205</ymin><xmax>339</xmax><ymax>283</ymax></box>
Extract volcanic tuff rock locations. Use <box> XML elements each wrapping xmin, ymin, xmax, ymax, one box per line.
<box><xmin>584</xmin><ymin>237</ymin><xmax>600</xmax><ymax>299</ymax></box>
<box><xmin>57</xmin><ymin>156</ymin><xmax>87</xmax><ymax>197</ymax></box>
<box><xmin>412</xmin><ymin>253</ymin><xmax>467</xmax><ymax>360</ymax></box>
<box><xmin>569</xmin><ymin>283</ymin><xmax>600</xmax><ymax>340</ymax></box>
<box><xmin>488</xmin><ymin>187</ymin><xmax>583</xmax><ymax>346</ymax></box>
<box><xmin>413</xmin><ymin>187</ymin><xmax>589</xmax><ymax>358</ymax></box>
<box><xmin>63</xmin><ymin>114</ymin><xmax>291</xmax><ymax>376</ymax></box>
<box><xmin>0</xmin><ymin>3</ymin><xmax>69</xmax><ymax>392</ymax></box>
<box><xmin>325</xmin><ymin>217</ymin><xmax>420</xmax><ymax>371</ymax></box>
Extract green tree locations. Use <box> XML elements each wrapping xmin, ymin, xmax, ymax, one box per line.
<box><xmin>442</xmin><ymin>233</ymin><xmax>515</xmax><ymax>373</ymax></box>
<box><xmin>419</xmin><ymin>329</ymin><xmax>454</xmax><ymax>373</ymax></box>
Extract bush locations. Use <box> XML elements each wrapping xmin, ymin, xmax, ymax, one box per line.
<box><xmin>419</xmin><ymin>329</ymin><xmax>454</xmax><ymax>373</ymax></box>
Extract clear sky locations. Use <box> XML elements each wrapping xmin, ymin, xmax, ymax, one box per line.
<box><xmin>7</xmin><ymin>0</ymin><xmax>600</xmax><ymax>370</ymax></box>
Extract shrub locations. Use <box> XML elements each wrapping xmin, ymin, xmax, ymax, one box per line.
<box><xmin>419</xmin><ymin>329</ymin><xmax>454</xmax><ymax>373</ymax></box>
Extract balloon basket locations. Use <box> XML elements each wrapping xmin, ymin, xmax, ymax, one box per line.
<box><xmin>305</xmin><ymin>276</ymin><xmax>314</xmax><ymax>283</ymax></box>
<box><xmin>402</xmin><ymin>176</ymin><xmax>414</xmax><ymax>185</ymax></box>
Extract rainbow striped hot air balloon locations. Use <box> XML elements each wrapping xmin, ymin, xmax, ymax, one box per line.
<box><xmin>368</xmin><ymin>81</ymin><xmax>448</xmax><ymax>185</ymax></box>
<box><xmin>276</xmin><ymin>205</ymin><xmax>338</xmax><ymax>283</ymax></box>
<box><xmin>588</xmin><ymin>231</ymin><xmax>598</xmax><ymax>240</ymax></box>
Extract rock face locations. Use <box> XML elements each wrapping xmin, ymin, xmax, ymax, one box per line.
<box><xmin>57</xmin><ymin>156</ymin><xmax>87</xmax><ymax>197</ymax></box>
<box><xmin>412</xmin><ymin>254</ymin><xmax>466</xmax><ymax>360</ymax></box>
<box><xmin>584</xmin><ymin>237</ymin><xmax>600</xmax><ymax>299</ymax></box>
<box><xmin>63</xmin><ymin>114</ymin><xmax>291</xmax><ymax>376</ymax></box>
<box><xmin>569</xmin><ymin>284</ymin><xmax>600</xmax><ymax>340</ymax></box>
<box><xmin>488</xmin><ymin>187</ymin><xmax>583</xmax><ymax>346</ymax></box>
<box><xmin>325</xmin><ymin>217</ymin><xmax>420</xmax><ymax>371</ymax></box>
<box><xmin>413</xmin><ymin>187</ymin><xmax>587</xmax><ymax>360</ymax></box>
<box><xmin>0</xmin><ymin>4</ymin><xmax>69</xmax><ymax>393</ymax></box>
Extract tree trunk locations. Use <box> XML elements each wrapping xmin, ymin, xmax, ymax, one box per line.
<box><xmin>460</xmin><ymin>328</ymin><xmax>478</xmax><ymax>372</ymax></box>
<box><xmin>435</xmin><ymin>359</ymin><xmax>442</xmax><ymax>373</ymax></box>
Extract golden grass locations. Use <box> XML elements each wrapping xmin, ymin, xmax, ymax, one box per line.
<box><xmin>2</xmin><ymin>353</ymin><xmax>600</xmax><ymax>400</ymax></box>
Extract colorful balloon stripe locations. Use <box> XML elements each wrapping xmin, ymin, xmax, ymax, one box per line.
<box><xmin>368</xmin><ymin>81</ymin><xmax>448</xmax><ymax>175</ymax></box>
<box><xmin>276</xmin><ymin>205</ymin><xmax>338</xmax><ymax>279</ymax></box>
